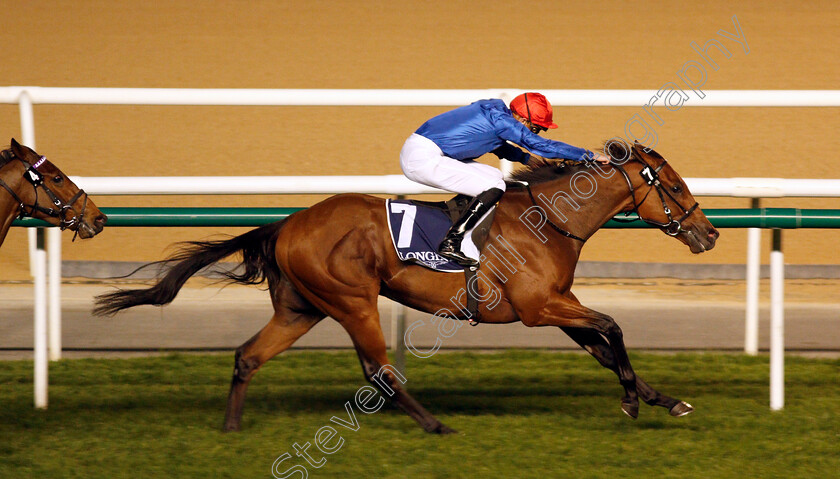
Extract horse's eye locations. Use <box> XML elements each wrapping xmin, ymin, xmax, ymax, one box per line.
<box><xmin>52</xmin><ymin>175</ymin><xmax>63</xmax><ymax>185</ymax></box>
<box><xmin>671</xmin><ymin>184</ymin><xmax>682</xmax><ymax>194</ymax></box>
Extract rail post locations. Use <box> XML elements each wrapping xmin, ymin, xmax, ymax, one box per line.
<box><xmin>48</xmin><ymin>228</ymin><xmax>62</xmax><ymax>361</ymax></box>
<box><xmin>18</xmin><ymin>90</ymin><xmax>63</xmax><ymax>361</ymax></box>
<box><xmin>770</xmin><ymin>228</ymin><xmax>784</xmax><ymax>410</ymax></box>
<box><xmin>391</xmin><ymin>301</ymin><xmax>407</xmax><ymax>377</ymax></box>
<box><xmin>33</xmin><ymin>228</ymin><xmax>48</xmax><ymax>409</ymax></box>
<box><xmin>17</xmin><ymin>90</ymin><xmax>37</xmax><ymax>277</ymax></box>
<box><xmin>745</xmin><ymin>198</ymin><xmax>761</xmax><ymax>355</ymax></box>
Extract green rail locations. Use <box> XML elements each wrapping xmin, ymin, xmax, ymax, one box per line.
<box><xmin>12</xmin><ymin>207</ymin><xmax>303</xmax><ymax>227</ymax></box>
<box><xmin>606</xmin><ymin>208</ymin><xmax>840</xmax><ymax>229</ymax></box>
<box><xmin>11</xmin><ymin>207</ymin><xmax>840</xmax><ymax>228</ymax></box>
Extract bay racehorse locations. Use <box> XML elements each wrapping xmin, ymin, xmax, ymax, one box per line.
<box><xmin>94</xmin><ymin>141</ymin><xmax>718</xmax><ymax>433</ymax></box>
<box><xmin>0</xmin><ymin>139</ymin><xmax>106</xmax><ymax>247</ymax></box>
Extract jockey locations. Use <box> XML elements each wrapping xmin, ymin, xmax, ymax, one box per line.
<box><xmin>400</xmin><ymin>92</ymin><xmax>610</xmax><ymax>266</ymax></box>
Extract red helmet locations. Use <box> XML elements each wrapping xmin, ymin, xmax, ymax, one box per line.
<box><xmin>509</xmin><ymin>92</ymin><xmax>558</xmax><ymax>129</ymax></box>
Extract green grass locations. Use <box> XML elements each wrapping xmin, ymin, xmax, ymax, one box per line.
<box><xmin>1</xmin><ymin>351</ymin><xmax>838</xmax><ymax>478</ymax></box>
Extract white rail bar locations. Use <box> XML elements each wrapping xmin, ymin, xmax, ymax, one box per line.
<box><xmin>687</xmin><ymin>178</ymin><xmax>840</xmax><ymax>197</ymax></box>
<box><xmin>2</xmin><ymin>87</ymin><xmax>840</xmax><ymax>107</ymax></box>
<box><xmin>65</xmin><ymin>175</ymin><xmax>840</xmax><ymax>197</ymax></box>
<box><xmin>69</xmin><ymin>175</ymin><xmax>443</xmax><ymax>195</ymax></box>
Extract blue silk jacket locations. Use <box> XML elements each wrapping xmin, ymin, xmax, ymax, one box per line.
<box><xmin>415</xmin><ymin>99</ymin><xmax>595</xmax><ymax>164</ymax></box>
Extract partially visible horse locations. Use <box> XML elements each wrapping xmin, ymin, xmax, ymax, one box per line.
<box><xmin>94</xmin><ymin>141</ymin><xmax>718</xmax><ymax>433</ymax></box>
<box><xmin>0</xmin><ymin>139</ymin><xmax>106</xmax><ymax>246</ymax></box>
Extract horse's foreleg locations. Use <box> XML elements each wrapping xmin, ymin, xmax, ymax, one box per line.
<box><xmin>560</xmin><ymin>327</ymin><xmax>693</xmax><ymax>417</ymax></box>
<box><xmin>340</xmin><ymin>313</ymin><xmax>455</xmax><ymax>434</ymax></box>
<box><xmin>522</xmin><ymin>299</ymin><xmax>641</xmax><ymax>418</ymax></box>
<box><xmin>223</xmin><ymin>311</ymin><xmax>324</xmax><ymax>432</ymax></box>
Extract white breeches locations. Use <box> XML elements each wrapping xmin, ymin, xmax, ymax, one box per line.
<box><xmin>399</xmin><ymin>133</ymin><xmax>506</xmax><ymax>197</ymax></box>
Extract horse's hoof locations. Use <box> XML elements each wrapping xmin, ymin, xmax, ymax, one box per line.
<box><xmin>621</xmin><ymin>398</ymin><xmax>639</xmax><ymax>419</ymax></box>
<box><xmin>428</xmin><ymin>423</ymin><xmax>457</xmax><ymax>434</ymax></box>
<box><xmin>669</xmin><ymin>401</ymin><xmax>694</xmax><ymax>417</ymax></box>
<box><xmin>222</xmin><ymin>421</ymin><xmax>241</xmax><ymax>432</ymax></box>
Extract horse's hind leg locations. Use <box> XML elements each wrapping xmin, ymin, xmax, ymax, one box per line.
<box><xmin>560</xmin><ymin>327</ymin><xmax>693</xmax><ymax>417</ymax></box>
<box><xmin>339</xmin><ymin>311</ymin><xmax>455</xmax><ymax>434</ymax></box>
<box><xmin>223</xmin><ymin>282</ymin><xmax>325</xmax><ymax>432</ymax></box>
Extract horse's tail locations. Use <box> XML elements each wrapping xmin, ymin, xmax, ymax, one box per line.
<box><xmin>92</xmin><ymin>220</ymin><xmax>286</xmax><ymax>317</ymax></box>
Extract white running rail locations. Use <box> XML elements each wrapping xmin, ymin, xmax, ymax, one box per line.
<box><xmin>3</xmin><ymin>87</ymin><xmax>839</xmax><ymax>411</ymax></box>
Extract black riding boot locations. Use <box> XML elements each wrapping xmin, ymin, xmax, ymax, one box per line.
<box><xmin>438</xmin><ymin>187</ymin><xmax>504</xmax><ymax>267</ymax></box>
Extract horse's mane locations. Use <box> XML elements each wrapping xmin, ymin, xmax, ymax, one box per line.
<box><xmin>505</xmin><ymin>140</ymin><xmax>665</xmax><ymax>187</ymax></box>
<box><xmin>0</xmin><ymin>148</ymin><xmax>14</xmax><ymax>168</ymax></box>
<box><xmin>506</xmin><ymin>141</ymin><xmax>614</xmax><ymax>186</ymax></box>
<box><xmin>506</xmin><ymin>157</ymin><xmax>592</xmax><ymax>186</ymax></box>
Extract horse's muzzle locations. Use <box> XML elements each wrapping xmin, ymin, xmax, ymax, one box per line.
<box><xmin>685</xmin><ymin>226</ymin><xmax>718</xmax><ymax>253</ymax></box>
<box><xmin>77</xmin><ymin>213</ymin><xmax>107</xmax><ymax>239</ymax></box>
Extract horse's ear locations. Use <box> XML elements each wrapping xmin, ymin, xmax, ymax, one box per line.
<box><xmin>605</xmin><ymin>139</ymin><xmax>632</xmax><ymax>163</ymax></box>
<box><xmin>10</xmin><ymin>138</ymin><xmax>34</xmax><ymax>160</ymax></box>
<box><xmin>10</xmin><ymin>138</ymin><xmax>24</xmax><ymax>157</ymax></box>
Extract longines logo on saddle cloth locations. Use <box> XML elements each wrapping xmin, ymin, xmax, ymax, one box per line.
<box><xmin>385</xmin><ymin>196</ymin><xmax>496</xmax><ymax>273</ymax></box>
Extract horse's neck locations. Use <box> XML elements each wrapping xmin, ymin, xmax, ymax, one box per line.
<box><xmin>0</xmin><ymin>160</ymin><xmax>25</xmax><ymax>191</ymax></box>
<box><xmin>511</xmin><ymin>166</ymin><xmax>631</xmax><ymax>241</ymax></box>
<box><xmin>0</xmin><ymin>204</ymin><xmax>17</xmax><ymax>246</ymax></box>
<box><xmin>0</xmin><ymin>168</ymin><xmax>23</xmax><ymax>247</ymax></box>
<box><xmin>0</xmin><ymin>149</ymin><xmax>15</xmax><ymax>168</ymax></box>
<box><xmin>0</xmin><ymin>160</ymin><xmax>27</xmax><ymax>208</ymax></box>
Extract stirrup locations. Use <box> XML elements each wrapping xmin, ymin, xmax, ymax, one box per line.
<box><xmin>438</xmin><ymin>237</ymin><xmax>478</xmax><ymax>267</ymax></box>
<box><xmin>439</xmin><ymin>249</ymin><xmax>479</xmax><ymax>267</ymax></box>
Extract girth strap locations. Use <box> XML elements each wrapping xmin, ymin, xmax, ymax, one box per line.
<box><xmin>464</xmin><ymin>266</ymin><xmax>480</xmax><ymax>326</ymax></box>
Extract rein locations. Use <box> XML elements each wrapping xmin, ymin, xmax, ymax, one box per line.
<box><xmin>521</xmin><ymin>181</ymin><xmax>587</xmax><ymax>242</ymax></box>
<box><xmin>0</xmin><ymin>151</ymin><xmax>89</xmax><ymax>235</ymax></box>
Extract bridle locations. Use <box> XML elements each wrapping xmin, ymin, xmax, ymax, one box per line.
<box><xmin>611</xmin><ymin>157</ymin><xmax>699</xmax><ymax>236</ymax></box>
<box><xmin>521</xmin><ymin>154</ymin><xmax>699</xmax><ymax>241</ymax></box>
<box><xmin>0</xmin><ymin>153</ymin><xmax>88</xmax><ymax>233</ymax></box>
<box><xmin>0</xmin><ymin>152</ymin><xmax>89</xmax><ymax>235</ymax></box>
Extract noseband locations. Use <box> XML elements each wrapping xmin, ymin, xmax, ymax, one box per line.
<box><xmin>0</xmin><ymin>152</ymin><xmax>89</xmax><ymax>233</ymax></box>
<box><xmin>612</xmin><ymin>157</ymin><xmax>699</xmax><ymax>236</ymax></box>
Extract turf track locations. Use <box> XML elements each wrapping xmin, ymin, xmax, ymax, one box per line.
<box><xmin>1</xmin><ymin>351</ymin><xmax>838</xmax><ymax>478</ymax></box>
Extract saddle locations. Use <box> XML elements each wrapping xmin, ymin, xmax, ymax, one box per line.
<box><xmin>385</xmin><ymin>194</ymin><xmax>497</xmax><ymax>324</ymax></box>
